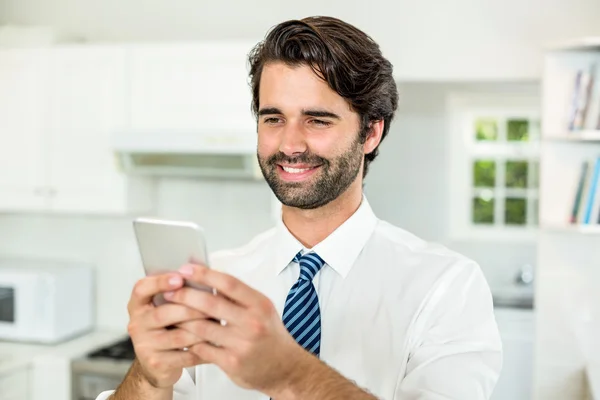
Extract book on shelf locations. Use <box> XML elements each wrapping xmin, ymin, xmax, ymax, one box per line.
<box><xmin>567</xmin><ymin>63</ymin><xmax>600</xmax><ymax>131</ymax></box>
<box><xmin>570</xmin><ymin>156</ymin><xmax>600</xmax><ymax>224</ymax></box>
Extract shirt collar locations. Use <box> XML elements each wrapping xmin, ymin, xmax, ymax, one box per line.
<box><xmin>273</xmin><ymin>195</ymin><xmax>378</xmax><ymax>279</ymax></box>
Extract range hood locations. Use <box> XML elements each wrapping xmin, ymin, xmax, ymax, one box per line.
<box><xmin>112</xmin><ymin>131</ymin><xmax>262</xmax><ymax>179</ymax></box>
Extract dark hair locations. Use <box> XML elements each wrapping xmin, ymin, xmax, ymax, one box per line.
<box><xmin>247</xmin><ymin>16</ymin><xmax>399</xmax><ymax>178</ymax></box>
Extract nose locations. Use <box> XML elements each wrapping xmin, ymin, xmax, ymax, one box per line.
<box><xmin>279</xmin><ymin>122</ymin><xmax>307</xmax><ymax>157</ymax></box>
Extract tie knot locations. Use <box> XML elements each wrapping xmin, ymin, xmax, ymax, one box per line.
<box><xmin>293</xmin><ymin>251</ymin><xmax>325</xmax><ymax>281</ymax></box>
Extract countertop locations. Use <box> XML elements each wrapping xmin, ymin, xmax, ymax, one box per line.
<box><xmin>0</xmin><ymin>329</ymin><xmax>126</xmax><ymax>376</ymax></box>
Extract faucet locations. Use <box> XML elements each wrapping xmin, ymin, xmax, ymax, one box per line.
<box><xmin>514</xmin><ymin>264</ymin><xmax>534</xmax><ymax>286</ymax></box>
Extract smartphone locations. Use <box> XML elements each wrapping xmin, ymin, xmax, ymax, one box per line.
<box><xmin>133</xmin><ymin>217</ymin><xmax>213</xmax><ymax>306</ymax></box>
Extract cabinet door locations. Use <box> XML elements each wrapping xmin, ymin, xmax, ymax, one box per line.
<box><xmin>129</xmin><ymin>42</ymin><xmax>256</xmax><ymax>145</ymax></box>
<box><xmin>48</xmin><ymin>46</ymin><xmax>135</xmax><ymax>214</ymax></box>
<box><xmin>0</xmin><ymin>49</ymin><xmax>50</xmax><ymax>211</ymax></box>
<box><xmin>0</xmin><ymin>366</ymin><xmax>29</xmax><ymax>400</ymax></box>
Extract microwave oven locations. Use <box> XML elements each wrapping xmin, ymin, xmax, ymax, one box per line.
<box><xmin>0</xmin><ymin>258</ymin><xmax>95</xmax><ymax>343</ymax></box>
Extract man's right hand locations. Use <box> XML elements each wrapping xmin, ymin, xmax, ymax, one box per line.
<box><xmin>126</xmin><ymin>273</ymin><xmax>207</xmax><ymax>388</ymax></box>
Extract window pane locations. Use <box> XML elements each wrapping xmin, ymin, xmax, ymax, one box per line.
<box><xmin>505</xmin><ymin>161</ymin><xmax>528</xmax><ymax>188</ymax></box>
<box><xmin>473</xmin><ymin>197</ymin><xmax>495</xmax><ymax>224</ymax></box>
<box><xmin>473</xmin><ymin>160</ymin><xmax>496</xmax><ymax>187</ymax></box>
<box><xmin>507</xmin><ymin>119</ymin><xmax>529</xmax><ymax>141</ymax></box>
<box><xmin>475</xmin><ymin>118</ymin><xmax>498</xmax><ymax>141</ymax></box>
<box><xmin>505</xmin><ymin>198</ymin><xmax>527</xmax><ymax>225</ymax></box>
<box><xmin>529</xmin><ymin>161</ymin><xmax>539</xmax><ymax>188</ymax></box>
<box><xmin>531</xmin><ymin>198</ymin><xmax>539</xmax><ymax>225</ymax></box>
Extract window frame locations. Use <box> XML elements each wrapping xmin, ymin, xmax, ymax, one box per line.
<box><xmin>447</xmin><ymin>92</ymin><xmax>540</xmax><ymax>242</ymax></box>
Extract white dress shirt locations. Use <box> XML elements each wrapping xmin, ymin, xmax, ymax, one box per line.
<box><xmin>97</xmin><ymin>196</ymin><xmax>502</xmax><ymax>400</ymax></box>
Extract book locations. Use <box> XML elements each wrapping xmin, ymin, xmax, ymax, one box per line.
<box><xmin>575</xmin><ymin>67</ymin><xmax>594</xmax><ymax>130</ymax></box>
<box><xmin>583</xmin><ymin>157</ymin><xmax>600</xmax><ymax>224</ymax></box>
<box><xmin>590</xmin><ymin>163</ymin><xmax>600</xmax><ymax>224</ymax></box>
<box><xmin>598</xmin><ymin>192</ymin><xmax>600</xmax><ymax>223</ymax></box>
<box><xmin>567</xmin><ymin>65</ymin><xmax>598</xmax><ymax>131</ymax></box>
<box><xmin>570</xmin><ymin>160</ymin><xmax>590</xmax><ymax>223</ymax></box>
<box><xmin>585</xmin><ymin>64</ymin><xmax>600</xmax><ymax>130</ymax></box>
<box><xmin>567</xmin><ymin>70</ymin><xmax>583</xmax><ymax>131</ymax></box>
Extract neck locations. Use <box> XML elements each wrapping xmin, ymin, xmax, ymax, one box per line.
<box><xmin>281</xmin><ymin>179</ymin><xmax>363</xmax><ymax>248</ymax></box>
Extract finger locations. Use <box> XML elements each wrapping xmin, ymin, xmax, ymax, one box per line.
<box><xmin>138</xmin><ymin>304</ymin><xmax>208</xmax><ymax>330</ymax></box>
<box><xmin>140</xmin><ymin>348</ymin><xmax>204</xmax><ymax>373</ymax></box>
<box><xmin>177</xmin><ymin>318</ymin><xmax>232</xmax><ymax>347</ymax></box>
<box><xmin>179</xmin><ymin>264</ymin><xmax>263</xmax><ymax>307</ymax></box>
<box><xmin>165</xmin><ymin>287</ymin><xmax>246</xmax><ymax>325</ymax></box>
<box><xmin>189</xmin><ymin>341</ymin><xmax>228</xmax><ymax>367</ymax></box>
<box><xmin>150</xmin><ymin>327</ymin><xmax>208</xmax><ymax>351</ymax></box>
<box><xmin>128</xmin><ymin>274</ymin><xmax>185</xmax><ymax>312</ymax></box>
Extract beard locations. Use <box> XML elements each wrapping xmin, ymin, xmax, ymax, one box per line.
<box><xmin>257</xmin><ymin>136</ymin><xmax>364</xmax><ymax>210</ymax></box>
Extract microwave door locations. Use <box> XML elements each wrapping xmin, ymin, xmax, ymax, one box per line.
<box><xmin>0</xmin><ymin>287</ymin><xmax>15</xmax><ymax>323</ymax></box>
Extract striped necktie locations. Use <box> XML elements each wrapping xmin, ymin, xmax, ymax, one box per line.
<box><xmin>282</xmin><ymin>251</ymin><xmax>326</xmax><ymax>356</ymax></box>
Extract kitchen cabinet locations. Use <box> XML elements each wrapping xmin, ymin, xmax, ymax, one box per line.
<box><xmin>0</xmin><ymin>366</ymin><xmax>29</xmax><ymax>400</ymax></box>
<box><xmin>128</xmin><ymin>42</ymin><xmax>256</xmax><ymax>146</ymax></box>
<box><xmin>491</xmin><ymin>308</ymin><xmax>534</xmax><ymax>400</ymax></box>
<box><xmin>0</xmin><ymin>46</ymin><xmax>153</xmax><ymax>215</ymax></box>
<box><xmin>0</xmin><ymin>41</ymin><xmax>261</xmax><ymax>215</ymax></box>
<box><xmin>0</xmin><ymin>49</ymin><xmax>51</xmax><ymax>211</ymax></box>
<box><xmin>48</xmin><ymin>46</ymin><xmax>153</xmax><ymax>214</ymax></box>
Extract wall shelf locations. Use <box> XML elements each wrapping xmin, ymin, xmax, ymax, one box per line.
<box><xmin>536</xmin><ymin>37</ymin><xmax>600</xmax><ymax>399</ymax></box>
<box><xmin>545</xmin><ymin>130</ymin><xmax>600</xmax><ymax>141</ymax></box>
<box><xmin>540</xmin><ymin>224</ymin><xmax>600</xmax><ymax>234</ymax></box>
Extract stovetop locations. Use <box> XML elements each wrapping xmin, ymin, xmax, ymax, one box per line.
<box><xmin>87</xmin><ymin>336</ymin><xmax>135</xmax><ymax>361</ymax></box>
<box><xmin>72</xmin><ymin>336</ymin><xmax>135</xmax><ymax>393</ymax></box>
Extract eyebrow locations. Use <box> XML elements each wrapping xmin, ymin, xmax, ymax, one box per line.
<box><xmin>303</xmin><ymin>109</ymin><xmax>341</xmax><ymax>119</ymax></box>
<box><xmin>257</xmin><ymin>107</ymin><xmax>282</xmax><ymax>116</ymax></box>
<box><xmin>257</xmin><ymin>107</ymin><xmax>341</xmax><ymax>120</ymax></box>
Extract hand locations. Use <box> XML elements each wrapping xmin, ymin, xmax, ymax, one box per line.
<box><xmin>126</xmin><ymin>272</ymin><xmax>209</xmax><ymax>388</ymax></box>
<box><xmin>164</xmin><ymin>263</ymin><xmax>308</xmax><ymax>396</ymax></box>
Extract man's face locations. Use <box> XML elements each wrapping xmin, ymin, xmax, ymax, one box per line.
<box><xmin>256</xmin><ymin>62</ymin><xmax>365</xmax><ymax>210</ymax></box>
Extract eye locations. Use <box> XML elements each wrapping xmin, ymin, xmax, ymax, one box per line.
<box><xmin>263</xmin><ymin>117</ymin><xmax>282</xmax><ymax>125</ymax></box>
<box><xmin>310</xmin><ymin>119</ymin><xmax>332</xmax><ymax>127</ymax></box>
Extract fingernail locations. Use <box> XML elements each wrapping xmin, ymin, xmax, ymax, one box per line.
<box><xmin>179</xmin><ymin>264</ymin><xmax>194</xmax><ymax>276</ymax></box>
<box><xmin>169</xmin><ymin>276</ymin><xmax>182</xmax><ymax>286</ymax></box>
<box><xmin>164</xmin><ymin>291</ymin><xmax>175</xmax><ymax>299</ymax></box>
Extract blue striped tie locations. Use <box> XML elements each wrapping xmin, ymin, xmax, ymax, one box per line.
<box><xmin>282</xmin><ymin>251</ymin><xmax>325</xmax><ymax>356</ymax></box>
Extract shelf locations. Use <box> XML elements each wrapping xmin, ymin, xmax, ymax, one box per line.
<box><xmin>545</xmin><ymin>131</ymin><xmax>600</xmax><ymax>142</ymax></box>
<box><xmin>541</xmin><ymin>224</ymin><xmax>600</xmax><ymax>234</ymax></box>
<box><xmin>546</xmin><ymin>37</ymin><xmax>600</xmax><ymax>52</ymax></box>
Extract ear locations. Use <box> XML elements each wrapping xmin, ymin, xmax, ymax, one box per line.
<box><xmin>363</xmin><ymin>120</ymin><xmax>385</xmax><ymax>155</ymax></box>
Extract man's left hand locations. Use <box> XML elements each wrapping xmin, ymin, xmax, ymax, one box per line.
<box><xmin>163</xmin><ymin>263</ymin><xmax>308</xmax><ymax>396</ymax></box>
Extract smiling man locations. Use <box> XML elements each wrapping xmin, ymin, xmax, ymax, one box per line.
<box><xmin>99</xmin><ymin>16</ymin><xmax>502</xmax><ymax>400</ymax></box>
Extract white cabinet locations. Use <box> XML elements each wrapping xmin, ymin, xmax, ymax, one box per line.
<box><xmin>492</xmin><ymin>308</ymin><xmax>534</xmax><ymax>400</ymax></box>
<box><xmin>48</xmin><ymin>46</ymin><xmax>153</xmax><ymax>214</ymax></box>
<box><xmin>0</xmin><ymin>366</ymin><xmax>29</xmax><ymax>400</ymax></box>
<box><xmin>0</xmin><ymin>41</ymin><xmax>259</xmax><ymax>215</ymax></box>
<box><xmin>0</xmin><ymin>46</ymin><xmax>153</xmax><ymax>215</ymax></box>
<box><xmin>0</xmin><ymin>49</ymin><xmax>51</xmax><ymax>211</ymax></box>
<box><xmin>129</xmin><ymin>42</ymin><xmax>256</xmax><ymax>146</ymax></box>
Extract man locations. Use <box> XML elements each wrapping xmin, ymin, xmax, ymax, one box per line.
<box><xmin>98</xmin><ymin>16</ymin><xmax>502</xmax><ymax>400</ymax></box>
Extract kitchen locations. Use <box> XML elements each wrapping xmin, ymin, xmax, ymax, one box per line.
<box><xmin>0</xmin><ymin>1</ymin><xmax>600</xmax><ymax>399</ymax></box>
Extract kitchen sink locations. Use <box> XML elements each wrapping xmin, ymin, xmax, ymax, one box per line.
<box><xmin>492</xmin><ymin>285</ymin><xmax>534</xmax><ymax>309</ymax></box>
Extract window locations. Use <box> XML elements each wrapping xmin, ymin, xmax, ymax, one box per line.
<box><xmin>447</xmin><ymin>92</ymin><xmax>540</xmax><ymax>241</ymax></box>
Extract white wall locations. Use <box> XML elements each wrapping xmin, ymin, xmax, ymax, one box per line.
<box><xmin>0</xmin><ymin>181</ymin><xmax>274</xmax><ymax>331</ymax></box>
<box><xmin>0</xmin><ymin>82</ymin><xmax>537</xmax><ymax>331</ymax></box>
<box><xmin>366</xmin><ymin>82</ymin><xmax>538</xmax><ymax>287</ymax></box>
<box><xmin>1</xmin><ymin>0</ymin><xmax>600</xmax><ymax>80</ymax></box>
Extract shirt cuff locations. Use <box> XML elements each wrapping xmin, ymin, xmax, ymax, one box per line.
<box><xmin>95</xmin><ymin>390</ymin><xmax>115</xmax><ymax>400</ymax></box>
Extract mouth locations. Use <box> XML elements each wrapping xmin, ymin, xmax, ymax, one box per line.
<box><xmin>276</xmin><ymin>164</ymin><xmax>321</xmax><ymax>182</ymax></box>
